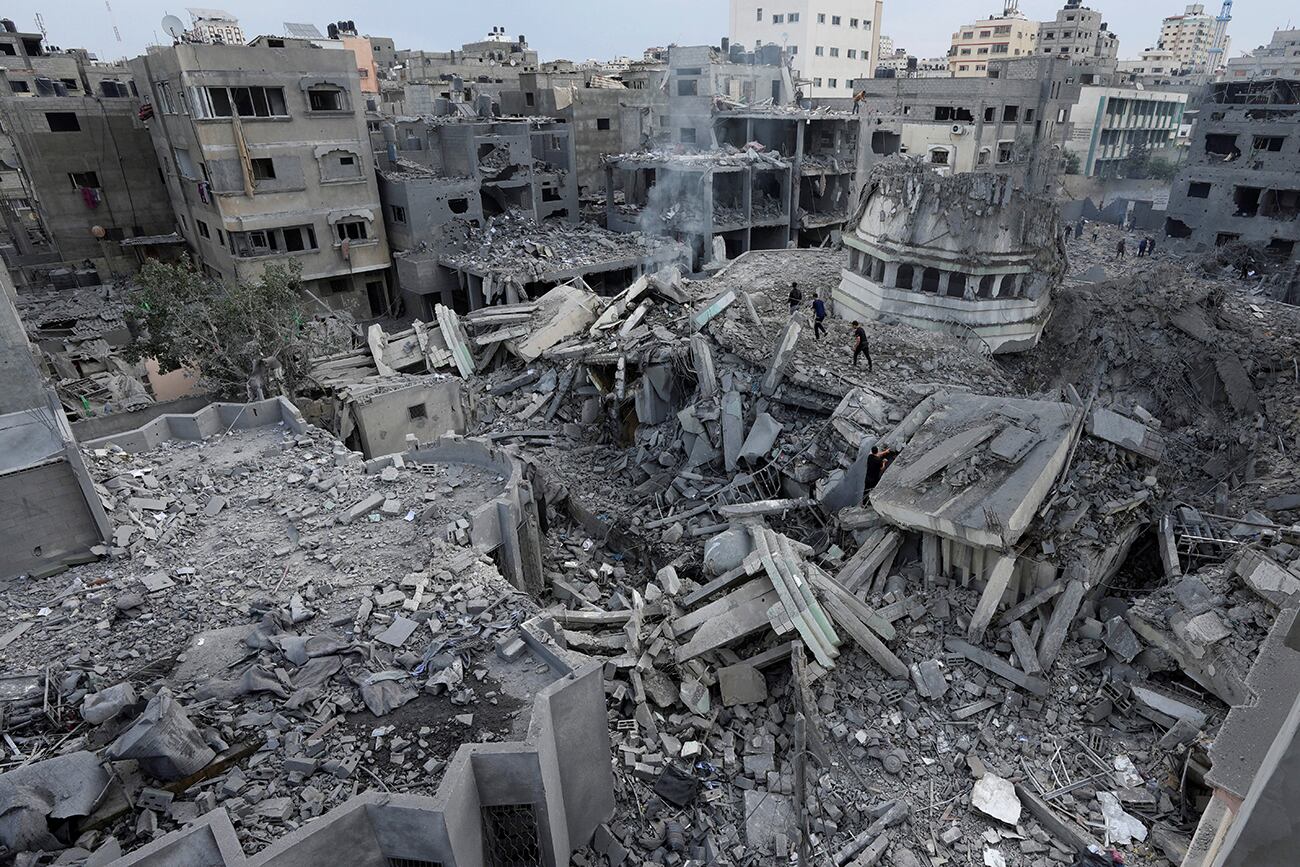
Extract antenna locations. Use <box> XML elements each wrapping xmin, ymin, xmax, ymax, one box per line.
<box><xmin>162</xmin><ymin>14</ymin><xmax>185</xmax><ymax>42</ymax></box>
<box><xmin>105</xmin><ymin>1</ymin><xmax>122</xmax><ymax>43</ymax></box>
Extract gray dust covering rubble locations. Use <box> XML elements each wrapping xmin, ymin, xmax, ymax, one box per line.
<box><xmin>6</xmin><ymin>182</ymin><xmax>1300</xmax><ymax>867</ymax></box>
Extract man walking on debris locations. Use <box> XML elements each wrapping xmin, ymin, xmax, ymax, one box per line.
<box><xmin>1116</xmin><ymin>238</ymin><xmax>1126</xmax><ymax>259</ymax></box>
<box><xmin>812</xmin><ymin>293</ymin><xmax>827</xmax><ymax>340</ymax></box>
<box><xmin>1138</xmin><ymin>237</ymin><xmax>1148</xmax><ymax>257</ymax></box>
<box><xmin>851</xmin><ymin>320</ymin><xmax>872</xmax><ymax>371</ymax></box>
<box><xmin>788</xmin><ymin>281</ymin><xmax>803</xmax><ymax>315</ymax></box>
<box><xmin>865</xmin><ymin>444</ymin><xmax>897</xmax><ymax>491</ymax></box>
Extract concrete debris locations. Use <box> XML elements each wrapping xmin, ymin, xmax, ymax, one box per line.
<box><xmin>971</xmin><ymin>773</ymin><xmax>1022</xmax><ymax>825</ymax></box>
<box><xmin>1097</xmin><ymin>791</ymin><xmax>1148</xmax><ymax>845</ymax></box>
<box><xmin>106</xmin><ymin>687</ymin><xmax>216</xmax><ymax>781</ymax></box>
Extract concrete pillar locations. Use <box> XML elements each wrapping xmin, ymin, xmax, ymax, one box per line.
<box><xmin>938</xmin><ymin>271</ymin><xmax>951</xmax><ymax>296</ymax></box>
<box><xmin>884</xmin><ymin>261</ymin><xmax>899</xmax><ymax>289</ymax></box>
<box><xmin>518</xmin><ymin>480</ymin><xmax>545</xmax><ymax>597</ymax></box>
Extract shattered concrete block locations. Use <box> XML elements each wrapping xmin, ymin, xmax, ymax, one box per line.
<box><xmin>1097</xmin><ymin>792</ymin><xmax>1147</xmax><ymax>845</ymax></box>
<box><xmin>971</xmin><ymin>773</ymin><xmax>1021</xmax><ymax>825</ymax></box>
<box><xmin>341</xmin><ymin>493</ymin><xmax>386</xmax><ymax>524</ymax></box>
<box><xmin>1234</xmin><ymin>550</ymin><xmax>1300</xmax><ymax>607</ymax></box>
<box><xmin>911</xmin><ymin>659</ymin><xmax>948</xmax><ymax>700</ymax></box>
<box><xmin>81</xmin><ymin>682</ymin><xmax>137</xmax><ymax>724</ymax></box>
<box><xmin>106</xmin><ymin>688</ymin><xmax>216</xmax><ymax>781</ymax></box>
<box><xmin>738</xmin><ymin>412</ymin><xmax>784</xmax><ymax>466</ymax></box>
<box><xmin>203</xmin><ymin>496</ymin><xmax>227</xmax><ymax>517</ymax></box>
<box><xmin>718</xmin><ymin>663</ymin><xmax>767</xmax><ymax>707</ymax></box>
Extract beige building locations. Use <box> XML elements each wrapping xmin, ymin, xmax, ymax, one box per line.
<box><xmin>1149</xmin><ymin>4</ymin><xmax>1228</xmax><ymax>75</ymax></box>
<box><xmin>948</xmin><ymin>2</ymin><xmax>1040</xmax><ymax>79</ymax></box>
<box><xmin>1034</xmin><ymin>0</ymin><xmax>1120</xmax><ymax>83</ymax></box>
<box><xmin>129</xmin><ymin>40</ymin><xmax>392</xmax><ymax>318</ymax></box>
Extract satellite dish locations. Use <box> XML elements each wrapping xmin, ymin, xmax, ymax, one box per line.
<box><xmin>162</xmin><ymin>14</ymin><xmax>185</xmax><ymax>41</ymax></box>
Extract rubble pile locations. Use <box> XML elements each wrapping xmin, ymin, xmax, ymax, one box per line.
<box><xmin>0</xmin><ymin>422</ymin><xmax>546</xmax><ymax>856</ymax></box>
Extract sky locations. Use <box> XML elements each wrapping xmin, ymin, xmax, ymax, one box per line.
<box><xmin>3</xmin><ymin>1</ymin><xmax>1291</xmax><ymax>66</ymax></box>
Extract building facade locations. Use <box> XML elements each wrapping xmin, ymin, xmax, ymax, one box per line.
<box><xmin>727</xmin><ymin>0</ymin><xmax>882</xmax><ymax>99</ymax></box>
<box><xmin>130</xmin><ymin>41</ymin><xmax>392</xmax><ymax>318</ymax></box>
<box><xmin>396</xmin><ymin>28</ymin><xmax>538</xmax><ymax>107</ymax></box>
<box><xmin>1149</xmin><ymin>4</ymin><xmax>1227</xmax><ymax>76</ymax></box>
<box><xmin>1163</xmin><ymin>78</ymin><xmax>1300</xmax><ymax>266</ymax></box>
<box><xmin>0</xmin><ymin>23</ymin><xmax>176</xmax><ymax>287</ymax></box>
<box><xmin>1225</xmin><ymin>29</ymin><xmax>1300</xmax><ymax>82</ymax></box>
<box><xmin>948</xmin><ymin>3</ymin><xmax>1041</xmax><ymax>79</ymax></box>
<box><xmin>1034</xmin><ymin>0</ymin><xmax>1119</xmax><ymax>83</ymax></box>
<box><xmin>1066</xmin><ymin>85</ymin><xmax>1188</xmax><ymax>177</ymax></box>
<box><xmin>854</xmin><ymin>56</ymin><xmax>1081</xmax><ymax>193</ymax></box>
<box><xmin>186</xmin><ymin>9</ymin><xmax>244</xmax><ymax>46</ymax></box>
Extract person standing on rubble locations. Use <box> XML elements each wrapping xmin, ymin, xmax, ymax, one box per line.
<box><xmin>1137</xmin><ymin>237</ymin><xmax>1148</xmax><ymax>257</ymax></box>
<box><xmin>851</xmin><ymin>321</ymin><xmax>872</xmax><ymax>371</ymax></box>
<box><xmin>788</xmin><ymin>281</ymin><xmax>803</xmax><ymax>315</ymax></box>
<box><xmin>812</xmin><ymin>293</ymin><xmax>827</xmax><ymax>340</ymax></box>
<box><xmin>1116</xmin><ymin>238</ymin><xmax>1126</xmax><ymax>259</ymax></box>
<box><xmin>1147</xmin><ymin>236</ymin><xmax>1157</xmax><ymax>256</ymax></box>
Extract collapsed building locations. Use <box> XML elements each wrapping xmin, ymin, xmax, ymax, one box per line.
<box><xmin>1164</xmin><ymin>78</ymin><xmax>1300</xmax><ymax>274</ymax></box>
<box><xmin>836</xmin><ymin>157</ymin><xmax>1066</xmax><ymax>353</ymax></box>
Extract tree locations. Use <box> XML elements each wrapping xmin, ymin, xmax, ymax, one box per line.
<box><xmin>127</xmin><ymin>257</ymin><xmax>317</xmax><ymax>399</ymax></box>
<box><xmin>1062</xmin><ymin>151</ymin><xmax>1082</xmax><ymax>175</ymax></box>
<box><xmin>1122</xmin><ymin>137</ymin><xmax>1152</xmax><ymax>179</ymax></box>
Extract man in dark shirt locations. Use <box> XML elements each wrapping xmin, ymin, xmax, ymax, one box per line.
<box><xmin>865</xmin><ymin>444</ymin><xmax>897</xmax><ymax>490</ymax></box>
<box><xmin>851</xmin><ymin>320</ymin><xmax>872</xmax><ymax>371</ymax></box>
<box><xmin>788</xmin><ymin>281</ymin><xmax>803</xmax><ymax>314</ymax></box>
<box><xmin>812</xmin><ymin>293</ymin><xmax>827</xmax><ymax>339</ymax></box>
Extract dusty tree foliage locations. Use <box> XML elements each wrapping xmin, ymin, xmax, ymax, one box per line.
<box><xmin>127</xmin><ymin>257</ymin><xmax>316</xmax><ymax>398</ymax></box>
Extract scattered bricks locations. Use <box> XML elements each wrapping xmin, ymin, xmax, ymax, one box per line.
<box><xmin>322</xmin><ymin>754</ymin><xmax>359</xmax><ymax>779</ymax></box>
<box><xmin>341</xmin><ymin>493</ymin><xmax>385</xmax><ymax>524</ymax></box>
<box><xmin>380</xmin><ymin>498</ymin><xmax>403</xmax><ymax>516</ymax></box>
<box><xmin>137</xmin><ymin>787</ymin><xmax>174</xmax><ymax>812</ymax></box>
<box><xmin>129</xmin><ymin>497</ymin><xmax>168</xmax><ymax>511</ymax></box>
<box><xmin>1085</xmin><ymin>698</ymin><xmax>1114</xmax><ymax>723</ymax></box>
<box><xmin>203</xmin><ymin>496</ymin><xmax>228</xmax><ymax>517</ymax></box>
<box><xmin>255</xmin><ymin>797</ymin><xmax>293</xmax><ymax>821</ymax></box>
<box><xmin>374</xmin><ymin>589</ymin><xmax>406</xmax><ymax>608</ymax></box>
<box><xmin>284</xmin><ymin>756</ymin><xmax>318</xmax><ymax>776</ymax></box>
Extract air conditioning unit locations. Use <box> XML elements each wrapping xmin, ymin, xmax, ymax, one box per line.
<box><xmin>951</xmin><ymin>124</ymin><xmax>967</xmax><ymax>135</ymax></box>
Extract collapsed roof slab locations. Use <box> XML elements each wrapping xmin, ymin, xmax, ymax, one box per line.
<box><xmin>869</xmin><ymin>391</ymin><xmax>1083</xmax><ymax>549</ymax></box>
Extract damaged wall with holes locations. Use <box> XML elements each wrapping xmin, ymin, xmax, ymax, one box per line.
<box><xmin>835</xmin><ymin>156</ymin><xmax>1066</xmax><ymax>354</ymax></box>
<box><xmin>1164</xmin><ymin>78</ymin><xmax>1300</xmax><ymax>266</ymax></box>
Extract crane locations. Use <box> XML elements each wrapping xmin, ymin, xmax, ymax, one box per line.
<box><xmin>105</xmin><ymin>0</ymin><xmax>122</xmax><ymax>43</ymax></box>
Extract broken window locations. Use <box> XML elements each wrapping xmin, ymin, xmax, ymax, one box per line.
<box><xmin>251</xmin><ymin>158</ymin><xmax>276</xmax><ymax>181</ymax></box>
<box><xmin>1215</xmin><ymin>232</ymin><xmax>1240</xmax><ymax>246</ymax></box>
<box><xmin>281</xmin><ymin>226</ymin><xmax>316</xmax><ymax>251</ymax></box>
<box><xmin>894</xmin><ymin>264</ymin><xmax>914</xmax><ymax>290</ymax></box>
<box><xmin>934</xmin><ymin>106</ymin><xmax>974</xmax><ymax>122</ymax></box>
<box><xmin>983</xmin><ymin>106</ymin><xmax>995</xmax><ymax>122</ymax></box>
<box><xmin>929</xmin><ymin>148</ymin><xmax>950</xmax><ymax>165</ymax></box>
<box><xmin>999</xmin><ymin>274</ymin><xmax>1019</xmax><ymax>297</ymax></box>
<box><xmin>390</xmin><ymin>205</ymin><xmax>407</xmax><ymax>224</ymax></box>
<box><xmin>524</xmin><ymin>92</ymin><xmax>535</xmax><ymax>106</ymax></box>
<box><xmin>336</xmin><ymin>220</ymin><xmax>368</xmax><ymax>242</ymax></box>
<box><xmin>920</xmin><ymin>267</ymin><xmax>941</xmax><ymax>293</ymax></box>
<box><xmin>1253</xmin><ymin>135</ymin><xmax>1285</xmax><ymax>152</ymax></box>
<box><xmin>1164</xmin><ymin>217</ymin><xmax>1193</xmax><ymax>238</ymax></box>
<box><xmin>45</xmin><ymin>111</ymin><xmax>80</xmax><ymax>132</ymax></box>
<box><xmin>199</xmin><ymin>86</ymin><xmax>287</xmax><ymax>119</ymax></box>
<box><xmin>196</xmin><ymin>220</ymin><xmax>211</xmax><ymax>239</ymax></box>
<box><xmin>996</xmin><ymin>141</ymin><xmax>1015</xmax><ymax>163</ymax></box>
<box><xmin>448</xmin><ymin>198</ymin><xmax>469</xmax><ymax>214</ymax></box>
<box><xmin>947</xmin><ymin>273</ymin><xmax>967</xmax><ymax>298</ymax></box>
<box><xmin>596</xmin><ymin>117</ymin><xmax>611</xmax><ymax>131</ymax></box>
<box><xmin>1233</xmin><ymin>186</ymin><xmax>1262</xmax><ymax>217</ymax></box>
<box><xmin>408</xmin><ymin>403</ymin><xmax>428</xmax><ymax>420</ymax></box>
<box><xmin>1204</xmin><ymin>133</ymin><xmax>1239</xmax><ymax>159</ymax></box>
<box><xmin>1260</xmin><ymin>188</ymin><xmax>1300</xmax><ymax>220</ymax></box>
<box><xmin>1002</xmin><ymin>105</ymin><xmax>1019</xmax><ymax>122</ymax></box>
<box><xmin>1187</xmin><ymin>181</ymin><xmax>1211</xmax><ymax>199</ymax></box>
<box><xmin>680</xmin><ymin>127</ymin><xmax>697</xmax><ymax>144</ymax></box>
<box><xmin>870</xmin><ymin>131</ymin><xmax>900</xmax><ymax>155</ymax></box>
<box><xmin>977</xmin><ymin>275</ymin><xmax>996</xmax><ymax>298</ymax></box>
<box><xmin>308</xmin><ymin>87</ymin><xmax>344</xmax><ymax>111</ymax></box>
<box><xmin>1267</xmin><ymin>238</ymin><xmax>1296</xmax><ymax>258</ymax></box>
<box><xmin>676</xmin><ymin>79</ymin><xmax>698</xmax><ymax>97</ymax></box>
<box><xmin>68</xmin><ymin>171</ymin><xmax>100</xmax><ymax>190</ymax></box>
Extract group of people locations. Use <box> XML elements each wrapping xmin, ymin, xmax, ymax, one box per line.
<box><xmin>1115</xmin><ymin>236</ymin><xmax>1158</xmax><ymax>259</ymax></box>
<box><xmin>786</xmin><ymin>282</ymin><xmax>872</xmax><ymax>372</ymax></box>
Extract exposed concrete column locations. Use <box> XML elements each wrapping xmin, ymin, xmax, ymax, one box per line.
<box><xmin>883</xmin><ymin>261</ymin><xmax>900</xmax><ymax>289</ymax></box>
<box><xmin>938</xmin><ymin>271</ymin><xmax>952</xmax><ymax>296</ymax></box>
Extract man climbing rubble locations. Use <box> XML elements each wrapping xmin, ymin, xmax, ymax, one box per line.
<box><xmin>812</xmin><ymin>293</ymin><xmax>827</xmax><ymax>340</ymax></box>
<box><xmin>788</xmin><ymin>281</ymin><xmax>803</xmax><ymax>315</ymax></box>
<box><xmin>1116</xmin><ymin>238</ymin><xmax>1126</xmax><ymax>259</ymax></box>
<box><xmin>851</xmin><ymin>320</ymin><xmax>872</xmax><ymax>371</ymax></box>
<box><xmin>865</xmin><ymin>444</ymin><xmax>897</xmax><ymax>491</ymax></box>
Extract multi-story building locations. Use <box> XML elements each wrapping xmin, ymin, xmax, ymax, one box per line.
<box><xmin>1065</xmin><ymin>85</ymin><xmax>1188</xmax><ymax>177</ymax></box>
<box><xmin>1147</xmin><ymin>4</ymin><xmax>1227</xmax><ymax>77</ymax></box>
<box><xmin>397</xmin><ymin>28</ymin><xmax>539</xmax><ymax>107</ymax></box>
<box><xmin>0</xmin><ymin>22</ymin><xmax>176</xmax><ymax>287</ymax></box>
<box><xmin>129</xmin><ymin>40</ymin><xmax>392</xmax><ymax>318</ymax></box>
<box><xmin>875</xmin><ymin>51</ymin><xmax>952</xmax><ymax>79</ymax></box>
<box><xmin>727</xmin><ymin>1</ymin><xmax>882</xmax><ymax>100</ymax></box>
<box><xmin>370</xmin><ymin>37</ymin><xmax>398</xmax><ymax>78</ymax></box>
<box><xmin>853</xmin><ymin>56</ymin><xmax>1081</xmax><ymax>193</ymax></box>
<box><xmin>185</xmin><ymin>8</ymin><xmax>244</xmax><ymax>46</ymax></box>
<box><xmin>1225</xmin><ymin>29</ymin><xmax>1300</xmax><ymax>81</ymax></box>
<box><xmin>1163</xmin><ymin>78</ymin><xmax>1300</xmax><ymax>266</ymax></box>
<box><xmin>948</xmin><ymin>2</ymin><xmax>1041</xmax><ymax>79</ymax></box>
<box><xmin>1034</xmin><ymin>0</ymin><xmax>1120</xmax><ymax>84</ymax></box>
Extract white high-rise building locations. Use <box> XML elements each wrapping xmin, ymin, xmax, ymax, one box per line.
<box><xmin>1146</xmin><ymin>4</ymin><xmax>1229</xmax><ymax>75</ymax></box>
<box><xmin>729</xmin><ymin>1</ymin><xmax>883</xmax><ymax>99</ymax></box>
<box><xmin>185</xmin><ymin>8</ymin><xmax>245</xmax><ymax>46</ymax></box>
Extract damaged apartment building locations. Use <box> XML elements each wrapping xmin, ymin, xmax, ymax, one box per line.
<box><xmin>836</xmin><ymin>157</ymin><xmax>1066</xmax><ymax>353</ymax></box>
<box><xmin>1164</xmin><ymin>77</ymin><xmax>1300</xmax><ymax>272</ymax></box>
<box><xmin>395</xmin><ymin>28</ymin><xmax>538</xmax><ymax>108</ymax></box>
<box><xmin>129</xmin><ymin>37</ymin><xmax>393</xmax><ymax>318</ymax></box>
<box><xmin>604</xmin><ymin>43</ymin><xmax>860</xmax><ymax>267</ymax></box>
<box><xmin>377</xmin><ymin>107</ymin><xmax>685</xmax><ymax>314</ymax></box>
<box><xmin>854</xmin><ymin>55</ymin><xmax>1082</xmax><ymax>193</ymax></box>
<box><xmin>0</xmin><ymin>21</ymin><xmax>177</xmax><ymax>288</ymax></box>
